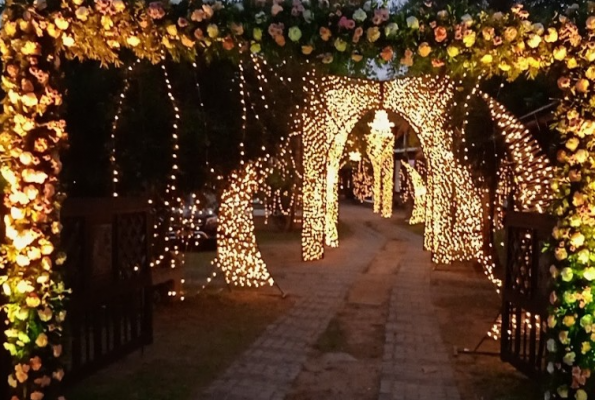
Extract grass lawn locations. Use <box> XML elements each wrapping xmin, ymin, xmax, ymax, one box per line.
<box><xmin>66</xmin><ymin>290</ymin><xmax>293</xmax><ymax>400</ymax></box>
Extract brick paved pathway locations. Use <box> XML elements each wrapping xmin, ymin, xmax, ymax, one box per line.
<box><xmin>379</xmin><ymin>228</ymin><xmax>461</xmax><ymax>400</ymax></box>
<box><xmin>200</xmin><ymin>205</ymin><xmax>461</xmax><ymax>400</ymax></box>
<box><xmin>201</xmin><ymin>206</ymin><xmax>386</xmax><ymax>400</ymax></box>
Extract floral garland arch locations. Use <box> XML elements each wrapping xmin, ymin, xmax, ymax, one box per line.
<box><xmin>1</xmin><ymin>0</ymin><xmax>594</xmax><ymax>398</ymax></box>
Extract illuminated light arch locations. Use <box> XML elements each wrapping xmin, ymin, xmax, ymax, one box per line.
<box><xmin>473</xmin><ymin>93</ymin><xmax>554</xmax><ymax>290</ymax></box>
<box><xmin>214</xmin><ymin>160</ymin><xmax>275</xmax><ymax>288</ymax></box>
<box><xmin>303</xmin><ymin>75</ymin><xmax>485</xmax><ymax>265</ymax></box>
<box><xmin>481</xmin><ymin>91</ymin><xmax>553</xmax><ymax>213</ymax></box>
<box><xmin>302</xmin><ymin>76</ymin><xmax>380</xmax><ymax>258</ymax></box>
<box><xmin>401</xmin><ymin>161</ymin><xmax>427</xmax><ymax>225</ymax></box>
<box><xmin>383</xmin><ymin>77</ymin><xmax>484</xmax><ymax>264</ymax></box>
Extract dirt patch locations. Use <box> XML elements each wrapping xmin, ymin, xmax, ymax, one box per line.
<box><xmin>430</xmin><ymin>263</ymin><xmax>542</xmax><ymax>400</ymax></box>
<box><xmin>286</xmin><ymin>249</ymin><xmax>392</xmax><ymax>400</ymax></box>
<box><xmin>348</xmin><ymin>275</ymin><xmax>393</xmax><ymax>306</ymax></box>
<box><xmin>286</xmin><ymin>301</ymin><xmax>386</xmax><ymax>400</ymax></box>
<box><xmin>67</xmin><ymin>289</ymin><xmax>293</xmax><ymax>400</ymax></box>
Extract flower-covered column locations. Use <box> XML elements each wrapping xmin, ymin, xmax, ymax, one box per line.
<box><xmin>0</xmin><ymin>3</ymin><xmax>69</xmax><ymax>400</ymax></box>
<box><xmin>547</xmin><ymin>16</ymin><xmax>595</xmax><ymax>400</ymax></box>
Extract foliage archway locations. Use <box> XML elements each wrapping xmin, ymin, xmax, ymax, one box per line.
<box><xmin>1</xmin><ymin>0</ymin><xmax>594</xmax><ymax>398</ymax></box>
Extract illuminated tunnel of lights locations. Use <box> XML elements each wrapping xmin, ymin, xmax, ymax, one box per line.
<box><xmin>300</xmin><ymin>74</ymin><xmax>552</xmax><ymax>274</ymax></box>
<box><xmin>215</xmin><ymin>73</ymin><xmax>552</xmax><ymax>292</ymax></box>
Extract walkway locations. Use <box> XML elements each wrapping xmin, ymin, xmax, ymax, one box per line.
<box><xmin>379</xmin><ymin>228</ymin><xmax>461</xmax><ymax>400</ymax></box>
<box><xmin>200</xmin><ymin>204</ymin><xmax>461</xmax><ymax>400</ymax></box>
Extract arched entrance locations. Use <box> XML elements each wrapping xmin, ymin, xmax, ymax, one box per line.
<box><xmin>4</xmin><ymin>0</ymin><xmax>591</xmax><ymax>396</ymax></box>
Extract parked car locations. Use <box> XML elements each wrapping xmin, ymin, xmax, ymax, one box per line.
<box><xmin>252</xmin><ymin>198</ymin><xmax>268</xmax><ymax>217</ymax></box>
<box><xmin>164</xmin><ymin>205</ymin><xmax>218</xmax><ymax>251</ymax></box>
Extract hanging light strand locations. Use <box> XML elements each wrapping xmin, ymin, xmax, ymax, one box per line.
<box><xmin>110</xmin><ymin>59</ymin><xmax>139</xmax><ymax>197</ymax></box>
<box><xmin>148</xmin><ymin>57</ymin><xmax>187</xmax><ymax>300</ymax></box>
<box><xmin>238</xmin><ymin>61</ymin><xmax>248</xmax><ymax>166</ymax></box>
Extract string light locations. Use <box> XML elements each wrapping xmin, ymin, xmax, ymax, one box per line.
<box><xmin>238</xmin><ymin>61</ymin><xmax>247</xmax><ymax>166</ymax></box>
<box><xmin>247</xmin><ymin>57</ymin><xmax>303</xmax><ymax>226</ymax></box>
<box><xmin>353</xmin><ymin>158</ymin><xmax>373</xmax><ymax>202</ymax></box>
<box><xmin>302</xmin><ymin>74</ymin><xmax>380</xmax><ymax>259</ymax></box>
<box><xmin>401</xmin><ymin>161</ymin><xmax>426</xmax><ymax>225</ymax></box>
<box><xmin>149</xmin><ymin>57</ymin><xmax>188</xmax><ymax>299</ymax></box>
<box><xmin>109</xmin><ymin>60</ymin><xmax>138</xmax><ymax>198</ymax></box>
<box><xmin>214</xmin><ymin>159</ymin><xmax>275</xmax><ymax>287</ymax></box>
<box><xmin>481</xmin><ymin>91</ymin><xmax>553</xmax><ymax>213</ymax></box>
<box><xmin>384</xmin><ymin>77</ymin><xmax>484</xmax><ymax>264</ymax></box>
<box><xmin>366</xmin><ymin>109</ymin><xmax>395</xmax><ymax>218</ymax></box>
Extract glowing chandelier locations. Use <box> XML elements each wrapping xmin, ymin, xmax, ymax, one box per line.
<box><xmin>367</xmin><ymin>110</ymin><xmax>395</xmax><ymax>218</ymax></box>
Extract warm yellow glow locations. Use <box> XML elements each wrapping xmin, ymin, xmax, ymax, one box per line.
<box><xmin>482</xmin><ymin>91</ymin><xmax>553</xmax><ymax>213</ymax></box>
<box><xmin>300</xmin><ymin>76</ymin><xmax>546</xmax><ymax>275</ymax></box>
<box><xmin>369</xmin><ymin>109</ymin><xmax>395</xmax><ymax>132</ymax></box>
<box><xmin>325</xmin><ymin>130</ymin><xmax>348</xmax><ymax>247</ymax></box>
<box><xmin>214</xmin><ymin>160</ymin><xmax>274</xmax><ymax>287</ymax></box>
<box><xmin>367</xmin><ymin>110</ymin><xmax>395</xmax><ymax>218</ymax></box>
<box><xmin>349</xmin><ymin>151</ymin><xmax>362</xmax><ymax>162</ymax></box>
<box><xmin>302</xmin><ymin>74</ymin><xmax>380</xmax><ymax>259</ymax></box>
<box><xmin>401</xmin><ymin>161</ymin><xmax>426</xmax><ymax>224</ymax></box>
<box><xmin>384</xmin><ymin>78</ymin><xmax>484</xmax><ymax>264</ymax></box>
<box><xmin>1</xmin><ymin>0</ymin><xmax>592</xmax><ymax>395</ymax></box>
<box><xmin>302</xmin><ymin>75</ymin><xmax>485</xmax><ymax>264</ymax></box>
<box><xmin>353</xmin><ymin>159</ymin><xmax>373</xmax><ymax>202</ymax></box>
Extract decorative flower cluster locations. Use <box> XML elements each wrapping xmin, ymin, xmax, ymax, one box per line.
<box><xmin>546</xmin><ymin>9</ymin><xmax>595</xmax><ymax>400</ymax></box>
<box><xmin>1</xmin><ymin>0</ymin><xmax>595</xmax><ymax>398</ymax></box>
<box><xmin>22</xmin><ymin>0</ymin><xmax>587</xmax><ymax>76</ymax></box>
<box><xmin>0</xmin><ymin>2</ymin><xmax>71</xmax><ymax>400</ymax></box>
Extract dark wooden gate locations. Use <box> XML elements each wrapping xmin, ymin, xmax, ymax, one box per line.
<box><xmin>501</xmin><ymin>211</ymin><xmax>555</xmax><ymax>381</ymax></box>
<box><xmin>61</xmin><ymin>198</ymin><xmax>153</xmax><ymax>384</ymax></box>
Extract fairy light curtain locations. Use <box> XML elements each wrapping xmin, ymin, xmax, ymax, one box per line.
<box><xmin>302</xmin><ymin>75</ymin><xmax>380</xmax><ymax>259</ymax></box>
<box><xmin>302</xmin><ymin>75</ymin><xmax>486</xmax><ymax>265</ymax></box>
<box><xmin>214</xmin><ymin>159</ymin><xmax>275</xmax><ymax>288</ymax></box>
<box><xmin>108</xmin><ymin>59</ymin><xmax>193</xmax><ymax>299</ymax></box>
<box><xmin>401</xmin><ymin>160</ymin><xmax>427</xmax><ymax>225</ymax></box>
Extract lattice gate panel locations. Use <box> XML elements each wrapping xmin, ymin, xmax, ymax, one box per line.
<box><xmin>501</xmin><ymin>211</ymin><xmax>555</xmax><ymax>381</ymax></box>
